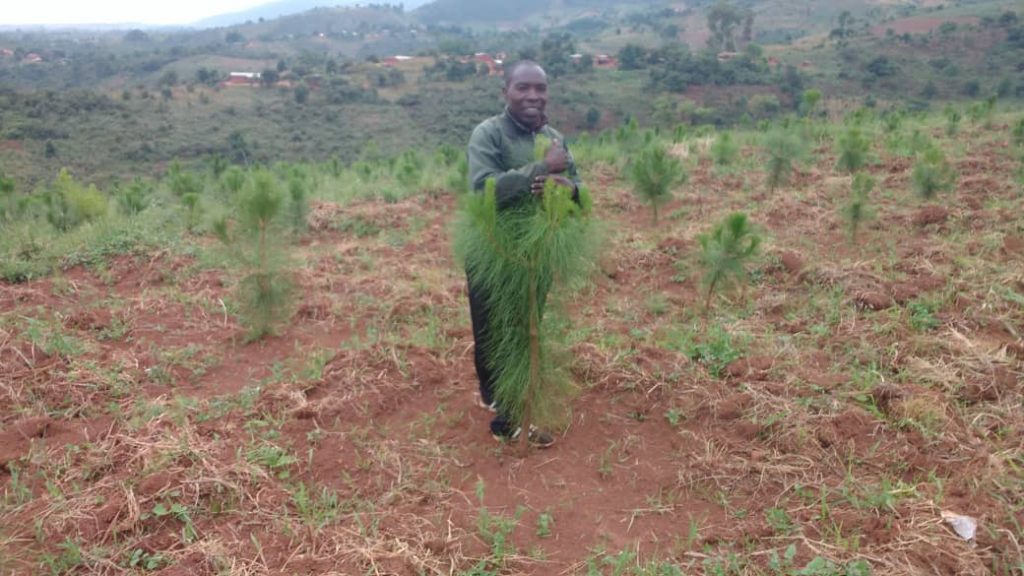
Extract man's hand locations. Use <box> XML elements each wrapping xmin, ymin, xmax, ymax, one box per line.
<box><xmin>531</xmin><ymin>175</ymin><xmax>575</xmax><ymax>197</ymax></box>
<box><xmin>543</xmin><ymin>139</ymin><xmax>569</xmax><ymax>174</ymax></box>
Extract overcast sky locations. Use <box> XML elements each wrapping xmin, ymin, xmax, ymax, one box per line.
<box><xmin>2</xmin><ymin>0</ymin><xmax>265</xmax><ymax>26</ymax></box>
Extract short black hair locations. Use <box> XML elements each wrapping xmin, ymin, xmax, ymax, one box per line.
<box><xmin>503</xmin><ymin>60</ymin><xmax>546</xmax><ymax>86</ymax></box>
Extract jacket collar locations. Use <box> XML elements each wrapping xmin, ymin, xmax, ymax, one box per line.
<box><xmin>503</xmin><ymin>107</ymin><xmax>547</xmax><ymax>134</ymax></box>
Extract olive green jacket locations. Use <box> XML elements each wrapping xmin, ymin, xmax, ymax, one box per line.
<box><xmin>467</xmin><ymin>108</ymin><xmax>580</xmax><ymax>209</ymax></box>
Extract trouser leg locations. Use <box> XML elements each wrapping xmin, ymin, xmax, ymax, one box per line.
<box><xmin>467</xmin><ymin>276</ymin><xmax>511</xmax><ymax>435</ymax></box>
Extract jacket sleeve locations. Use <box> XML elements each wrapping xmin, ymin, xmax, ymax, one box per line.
<box><xmin>468</xmin><ymin>122</ymin><xmax>549</xmax><ymax>209</ymax></box>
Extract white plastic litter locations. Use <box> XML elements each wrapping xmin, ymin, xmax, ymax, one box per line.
<box><xmin>941</xmin><ymin>510</ymin><xmax>978</xmax><ymax>541</ymax></box>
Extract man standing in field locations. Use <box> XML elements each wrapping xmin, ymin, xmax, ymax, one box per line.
<box><xmin>465</xmin><ymin>60</ymin><xmax>581</xmax><ymax>448</ymax></box>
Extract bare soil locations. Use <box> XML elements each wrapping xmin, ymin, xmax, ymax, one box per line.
<box><xmin>1</xmin><ymin>125</ymin><xmax>1022</xmax><ymax>575</ymax></box>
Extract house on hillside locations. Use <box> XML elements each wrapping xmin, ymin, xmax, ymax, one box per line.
<box><xmin>225</xmin><ymin>72</ymin><xmax>260</xmax><ymax>86</ymax></box>
<box><xmin>595</xmin><ymin>54</ymin><xmax>617</xmax><ymax>68</ymax></box>
<box><xmin>23</xmin><ymin>53</ymin><xmax>43</xmax><ymax>64</ymax></box>
<box><xmin>383</xmin><ymin>55</ymin><xmax>414</xmax><ymax>66</ymax></box>
<box><xmin>0</xmin><ymin>49</ymin><xmax>13</xmax><ymax>58</ymax></box>
<box><xmin>717</xmin><ymin>51</ymin><xmax>740</xmax><ymax>62</ymax></box>
<box><xmin>471</xmin><ymin>52</ymin><xmax>503</xmax><ymax>75</ymax></box>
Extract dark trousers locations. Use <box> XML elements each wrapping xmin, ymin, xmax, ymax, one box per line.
<box><xmin>467</xmin><ymin>277</ymin><xmax>512</xmax><ymax>435</ymax></box>
<box><xmin>467</xmin><ymin>273</ymin><xmax>551</xmax><ymax>436</ymax></box>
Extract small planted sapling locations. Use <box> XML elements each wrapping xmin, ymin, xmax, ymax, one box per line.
<box><xmin>842</xmin><ymin>172</ymin><xmax>876</xmax><ymax>243</ymax></box>
<box><xmin>214</xmin><ymin>170</ymin><xmax>293</xmax><ymax>341</ymax></box>
<box><xmin>287</xmin><ymin>170</ymin><xmax>309</xmax><ymax>234</ymax></box>
<box><xmin>912</xmin><ymin>146</ymin><xmax>956</xmax><ymax>201</ymax></box>
<box><xmin>710</xmin><ymin>131</ymin><xmax>739</xmax><ymax>168</ymax></box>
<box><xmin>698</xmin><ymin>212</ymin><xmax>761</xmax><ymax>317</ymax></box>
<box><xmin>835</xmin><ymin>125</ymin><xmax>871</xmax><ymax>174</ymax></box>
<box><xmin>763</xmin><ymin>128</ymin><xmax>807</xmax><ymax>193</ymax></box>
<box><xmin>630</xmin><ymin>144</ymin><xmax>686</xmax><ymax>224</ymax></box>
<box><xmin>944</xmin><ymin>106</ymin><xmax>962</xmax><ymax>137</ymax></box>
<box><xmin>1012</xmin><ymin>117</ymin><xmax>1024</xmax><ymax>148</ymax></box>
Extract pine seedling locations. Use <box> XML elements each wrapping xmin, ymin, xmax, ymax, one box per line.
<box><xmin>763</xmin><ymin>128</ymin><xmax>807</xmax><ymax>193</ymax></box>
<box><xmin>1014</xmin><ymin>153</ymin><xmax>1024</xmax><ymax>196</ymax></box>
<box><xmin>395</xmin><ymin>150</ymin><xmax>423</xmax><ymax>189</ymax></box>
<box><xmin>181</xmin><ymin>192</ymin><xmax>201</xmax><ymax>232</ymax></box>
<box><xmin>710</xmin><ymin>131</ymin><xmax>739</xmax><ymax>168</ymax></box>
<box><xmin>221</xmin><ymin>166</ymin><xmax>246</xmax><ymax>197</ymax></box>
<box><xmin>1012</xmin><ymin>117</ymin><xmax>1024</xmax><ymax>148</ymax></box>
<box><xmin>912</xmin><ymin>146</ymin><xmax>956</xmax><ymax>201</ymax></box>
<box><xmin>117</xmin><ymin>179</ymin><xmax>150</xmax><ymax>217</ymax></box>
<box><xmin>0</xmin><ymin>171</ymin><xmax>16</xmax><ymax>221</ymax></box>
<box><xmin>842</xmin><ymin>173</ymin><xmax>876</xmax><ymax>243</ymax></box>
<box><xmin>630</xmin><ymin>144</ymin><xmax>686</xmax><ymax>224</ymax></box>
<box><xmin>698</xmin><ymin>212</ymin><xmax>760</xmax><ymax>316</ymax></box>
<box><xmin>287</xmin><ymin>171</ymin><xmax>308</xmax><ymax>234</ymax></box>
<box><xmin>835</xmin><ymin>126</ymin><xmax>871</xmax><ymax>173</ymax></box>
<box><xmin>944</xmin><ymin>106</ymin><xmax>961</xmax><ymax>137</ymax></box>
<box><xmin>214</xmin><ymin>170</ymin><xmax>293</xmax><ymax>341</ymax></box>
<box><xmin>454</xmin><ymin>177</ymin><xmax>595</xmax><ymax>454</ymax></box>
<box><xmin>448</xmin><ymin>156</ymin><xmax>469</xmax><ymax>193</ymax></box>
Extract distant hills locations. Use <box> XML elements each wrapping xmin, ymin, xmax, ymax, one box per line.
<box><xmin>414</xmin><ymin>0</ymin><xmax>662</xmax><ymax>26</ymax></box>
<box><xmin>193</xmin><ymin>0</ymin><xmax>433</xmax><ymax>28</ymax></box>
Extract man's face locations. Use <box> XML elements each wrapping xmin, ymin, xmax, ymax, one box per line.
<box><xmin>503</xmin><ymin>65</ymin><xmax>548</xmax><ymax>129</ymax></box>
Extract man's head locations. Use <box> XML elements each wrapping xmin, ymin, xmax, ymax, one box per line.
<box><xmin>503</xmin><ymin>61</ymin><xmax>548</xmax><ymax>129</ymax></box>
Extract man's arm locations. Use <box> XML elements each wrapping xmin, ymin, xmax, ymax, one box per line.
<box><xmin>468</xmin><ymin>122</ymin><xmax>549</xmax><ymax>209</ymax></box>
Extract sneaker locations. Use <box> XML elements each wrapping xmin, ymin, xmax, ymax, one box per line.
<box><xmin>492</xmin><ymin>425</ymin><xmax>556</xmax><ymax>449</ymax></box>
<box><xmin>475</xmin><ymin>394</ymin><xmax>497</xmax><ymax>413</ymax></box>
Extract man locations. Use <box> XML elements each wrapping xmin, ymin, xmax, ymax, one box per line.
<box><xmin>466</xmin><ymin>61</ymin><xmax>581</xmax><ymax>448</ymax></box>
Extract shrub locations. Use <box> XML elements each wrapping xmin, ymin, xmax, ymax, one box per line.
<box><xmin>630</xmin><ymin>144</ymin><xmax>686</xmax><ymax>224</ymax></box>
<box><xmin>44</xmin><ymin>169</ymin><xmax>109</xmax><ymax>231</ymax></box>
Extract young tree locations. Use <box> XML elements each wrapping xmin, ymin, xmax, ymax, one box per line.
<box><xmin>214</xmin><ymin>170</ymin><xmax>293</xmax><ymax>340</ymax></box>
<box><xmin>912</xmin><ymin>146</ymin><xmax>956</xmax><ymax>201</ymax></box>
<box><xmin>763</xmin><ymin>128</ymin><xmax>807</xmax><ymax>193</ymax></box>
<box><xmin>698</xmin><ymin>212</ymin><xmax>761</xmax><ymax>316</ymax></box>
<box><xmin>800</xmin><ymin>89</ymin><xmax>822</xmax><ymax>118</ymax></box>
<box><xmin>630</xmin><ymin>144</ymin><xmax>686</xmax><ymax>224</ymax></box>
<box><xmin>1011</xmin><ymin>117</ymin><xmax>1024</xmax><ymax>148</ymax></box>
<box><xmin>835</xmin><ymin>125</ymin><xmax>871</xmax><ymax>173</ymax></box>
<box><xmin>944</xmin><ymin>106</ymin><xmax>962</xmax><ymax>136</ymax></box>
<box><xmin>454</xmin><ymin>178</ymin><xmax>595</xmax><ymax>455</ymax></box>
<box><xmin>842</xmin><ymin>172</ymin><xmax>876</xmax><ymax>242</ymax></box>
<box><xmin>287</xmin><ymin>170</ymin><xmax>309</xmax><ymax>234</ymax></box>
<box><xmin>710</xmin><ymin>131</ymin><xmax>739</xmax><ymax>168</ymax></box>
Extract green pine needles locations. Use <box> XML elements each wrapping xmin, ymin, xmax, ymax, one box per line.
<box><xmin>912</xmin><ymin>146</ymin><xmax>956</xmax><ymax>201</ymax></box>
<box><xmin>214</xmin><ymin>170</ymin><xmax>294</xmax><ymax>341</ymax></box>
<box><xmin>630</xmin><ymin>144</ymin><xmax>686</xmax><ymax>224</ymax></box>
<box><xmin>835</xmin><ymin>125</ymin><xmax>871</xmax><ymax>174</ymax></box>
<box><xmin>763</xmin><ymin>128</ymin><xmax>807</xmax><ymax>193</ymax></box>
<box><xmin>842</xmin><ymin>173</ymin><xmax>876</xmax><ymax>243</ymax></box>
<box><xmin>710</xmin><ymin>131</ymin><xmax>739</xmax><ymax>168</ymax></box>
<box><xmin>1012</xmin><ymin>117</ymin><xmax>1024</xmax><ymax>148</ymax></box>
<box><xmin>454</xmin><ymin>178</ymin><xmax>595</xmax><ymax>450</ymax></box>
<box><xmin>698</xmin><ymin>212</ymin><xmax>761</xmax><ymax>316</ymax></box>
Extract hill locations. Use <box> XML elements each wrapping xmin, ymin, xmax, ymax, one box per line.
<box><xmin>193</xmin><ymin>0</ymin><xmax>434</xmax><ymax>28</ymax></box>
